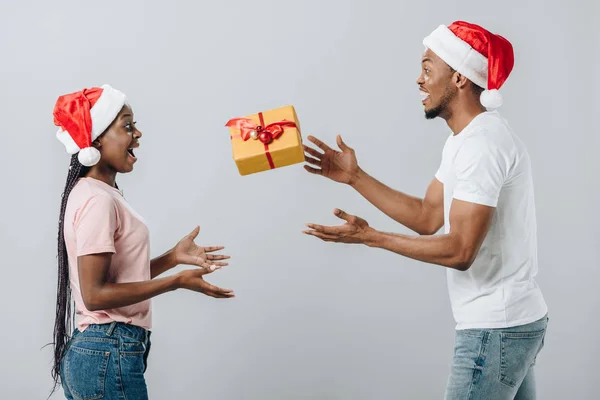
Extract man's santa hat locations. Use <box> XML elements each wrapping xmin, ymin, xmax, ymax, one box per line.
<box><xmin>423</xmin><ymin>21</ymin><xmax>514</xmax><ymax>109</ymax></box>
<box><xmin>54</xmin><ymin>84</ymin><xmax>127</xmax><ymax>167</ymax></box>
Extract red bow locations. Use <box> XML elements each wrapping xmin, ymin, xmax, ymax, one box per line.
<box><xmin>225</xmin><ymin>117</ymin><xmax>297</xmax><ymax>144</ymax></box>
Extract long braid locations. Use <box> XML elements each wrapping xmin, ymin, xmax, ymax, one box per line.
<box><xmin>50</xmin><ymin>154</ymin><xmax>89</xmax><ymax>393</ymax></box>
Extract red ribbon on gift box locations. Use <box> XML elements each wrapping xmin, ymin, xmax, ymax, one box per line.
<box><xmin>226</xmin><ymin>112</ymin><xmax>297</xmax><ymax>170</ymax></box>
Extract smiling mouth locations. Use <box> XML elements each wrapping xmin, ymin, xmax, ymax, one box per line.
<box><xmin>420</xmin><ymin>91</ymin><xmax>430</xmax><ymax>103</ymax></box>
<box><xmin>127</xmin><ymin>148</ymin><xmax>136</xmax><ymax>160</ymax></box>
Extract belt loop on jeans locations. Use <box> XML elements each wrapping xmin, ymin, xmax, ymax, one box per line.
<box><xmin>106</xmin><ymin>321</ymin><xmax>118</xmax><ymax>336</ymax></box>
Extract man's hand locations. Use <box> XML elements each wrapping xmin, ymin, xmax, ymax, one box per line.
<box><xmin>173</xmin><ymin>226</ymin><xmax>230</xmax><ymax>270</ymax></box>
<box><xmin>303</xmin><ymin>135</ymin><xmax>360</xmax><ymax>185</ymax></box>
<box><xmin>301</xmin><ymin>200</ymin><xmax>494</xmax><ymax>271</ymax></box>
<box><xmin>303</xmin><ymin>208</ymin><xmax>376</xmax><ymax>245</ymax></box>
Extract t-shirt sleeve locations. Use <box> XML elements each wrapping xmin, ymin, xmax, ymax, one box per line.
<box><xmin>434</xmin><ymin>163</ymin><xmax>444</xmax><ymax>183</ymax></box>
<box><xmin>452</xmin><ymin>135</ymin><xmax>508</xmax><ymax>207</ymax></box>
<box><xmin>73</xmin><ymin>194</ymin><xmax>119</xmax><ymax>256</ymax></box>
<box><xmin>435</xmin><ymin>133</ymin><xmax>452</xmax><ymax>184</ymax></box>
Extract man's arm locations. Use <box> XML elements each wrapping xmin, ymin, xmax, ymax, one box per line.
<box><xmin>351</xmin><ymin>170</ymin><xmax>445</xmax><ymax>235</ymax></box>
<box><xmin>361</xmin><ymin>134</ymin><xmax>507</xmax><ymax>269</ymax></box>
<box><xmin>303</xmin><ymin>135</ymin><xmax>444</xmax><ymax>235</ymax></box>
<box><xmin>304</xmin><ymin>199</ymin><xmax>493</xmax><ymax>271</ymax></box>
<box><xmin>365</xmin><ymin>199</ymin><xmax>494</xmax><ymax>270</ymax></box>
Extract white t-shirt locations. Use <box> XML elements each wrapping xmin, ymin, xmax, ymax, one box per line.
<box><xmin>435</xmin><ymin>111</ymin><xmax>547</xmax><ymax>330</ymax></box>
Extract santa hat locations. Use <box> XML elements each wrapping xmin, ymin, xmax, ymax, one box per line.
<box><xmin>423</xmin><ymin>21</ymin><xmax>514</xmax><ymax>109</ymax></box>
<box><xmin>54</xmin><ymin>84</ymin><xmax>127</xmax><ymax>166</ymax></box>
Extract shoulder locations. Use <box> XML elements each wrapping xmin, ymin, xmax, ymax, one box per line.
<box><xmin>459</xmin><ymin>113</ymin><xmax>518</xmax><ymax>159</ymax></box>
<box><xmin>453</xmin><ymin>128</ymin><xmax>517</xmax><ymax>180</ymax></box>
<box><xmin>69</xmin><ymin>178</ymin><xmax>115</xmax><ymax>204</ymax></box>
<box><xmin>67</xmin><ymin>179</ymin><xmax>119</xmax><ymax>221</ymax></box>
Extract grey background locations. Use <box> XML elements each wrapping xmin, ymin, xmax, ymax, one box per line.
<box><xmin>1</xmin><ymin>0</ymin><xmax>598</xmax><ymax>399</ymax></box>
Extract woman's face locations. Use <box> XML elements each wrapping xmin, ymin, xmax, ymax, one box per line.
<box><xmin>94</xmin><ymin>105</ymin><xmax>142</xmax><ymax>174</ymax></box>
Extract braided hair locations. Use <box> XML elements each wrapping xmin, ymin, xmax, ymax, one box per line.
<box><xmin>50</xmin><ymin>153</ymin><xmax>119</xmax><ymax>394</ymax></box>
<box><xmin>50</xmin><ymin>154</ymin><xmax>89</xmax><ymax>392</ymax></box>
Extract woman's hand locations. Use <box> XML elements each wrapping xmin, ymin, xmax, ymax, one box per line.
<box><xmin>173</xmin><ymin>226</ymin><xmax>230</xmax><ymax>269</ymax></box>
<box><xmin>173</xmin><ymin>226</ymin><xmax>235</xmax><ymax>298</ymax></box>
<box><xmin>175</xmin><ymin>266</ymin><xmax>235</xmax><ymax>298</ymax></box>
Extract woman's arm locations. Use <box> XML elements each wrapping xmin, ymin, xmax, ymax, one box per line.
<box><xmin>78</xmin><ymin>252</ymin><xmax>234</xmax><ymax>311</ymax></box>
<box><xmin>150</xmin><ymin>248</ymin><xmax>177</xmax><ymax>279</ymax></box>
<box><xmin>79</xmin><ymin>253</ymin><xmax>178</xmax><ymax>310</ymax></box>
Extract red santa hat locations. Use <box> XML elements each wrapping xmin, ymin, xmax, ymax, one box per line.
<box><xmin>54</xmin><ymin>84</ymin><xmax>127</xmax><ymax>166</ymax></box>
<box><xmin>423</xmin><ymin>21</ymin><xmax>514</xmax><ymax>109</ymax></box>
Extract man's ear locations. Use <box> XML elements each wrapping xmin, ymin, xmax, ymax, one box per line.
<box><xmin>453</xmin><ymin>72</ymin><xmax>470</xmax><ymax>89</ymax></box>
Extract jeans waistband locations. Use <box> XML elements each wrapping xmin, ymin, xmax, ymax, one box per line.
<box><xmin>85</xmin><ymin>321</ymin><xmax>150</xmax><ymax>343</ymax></box>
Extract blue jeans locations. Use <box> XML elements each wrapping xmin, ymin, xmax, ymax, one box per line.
<box><xmin>444</xmin><ymin>315</ymin><xmax>548</xmax><ymax>400</ymax></box>
<box><xmin>60</xmin><ymin>321</ymin><xmax>151</xmax><ymax>400</ymax></box>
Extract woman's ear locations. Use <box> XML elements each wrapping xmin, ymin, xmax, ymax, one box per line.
<box><xmin>92</xmin><ymin>134</ymin><xmax>103</xmax><ymax>149</ymax></box>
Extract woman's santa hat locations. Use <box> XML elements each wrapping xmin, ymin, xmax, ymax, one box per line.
<box><xmin>54</xmin><ymin>84</ymin><xmax>127</xmax><ymax>167</ymax></box>
<box><xmin>423</xmin><ymin>21</ymin><xmax>514</xmax><ymax>109</ymax></box>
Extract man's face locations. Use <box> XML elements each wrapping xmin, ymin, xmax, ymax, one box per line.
<box><xmin>416</xmin><ymin>48</ymin><xmax>457</xmax><ymax>119</ymax></box>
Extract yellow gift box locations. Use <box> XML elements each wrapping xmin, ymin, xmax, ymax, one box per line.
<box><xmin>225</xmin><ymin>105</ymin><xmax>305</xmax><ymax>176</ymax></box>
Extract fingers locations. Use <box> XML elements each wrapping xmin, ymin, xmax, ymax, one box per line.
<box><xmin>333</xmin><ymin>208</ymin><xmax>352</xmax><ymax>222</ymax></box>
<box><xmin>304</xmin><ymin>155</ymin><xmax>322</xmax><ymax>167</ymax></box>
<box><xmin>336</xmin><ymin>135</ymin><xmax>351</xmax><ymax>152</ymax></box>
<box><xmin>203</xmin><ymin>286</ymin><xmax>235</xmax><ymax>298</ymax></box>
<box><xmin>303</xmin><ymin>165</ymin><xmax>323</xmax><ymax>175</ymax></box>
<box><xmin>187</xmin><ymin>225</ymin><xmax>200</xmax><ymax>240</ymax></box>
<box><xmin>198</xmin><ymin>259</ymin><xmax>223</xmax><ymax>272</ymax></box>
<box><xmin>202</xmin><ymin>246</ymin><xmax>225</xmax><ymax>253</ymax></box>
<box><xmin>302</xmin><ymin>229</ymin><xmax>340</xmax><ymax>242</ymax></box>
<box><xmin>202</xmin><ymin>281</ymin><xmax>235</xmax><ymax>298</ymax></box>
<box><xmin>201</xmin><ymin>260</ymin><xmax>229</xmax><ymax>268</ymax></box>
<box><xmin>210</xmin><ymin>262</ymin><xmax>229</xmax><ymax>267</ymax></box>
<box><xmin>303</xmin><ymin>144</ymin><xmax>323</xmax><ymax>159</ymax></box>
<box><xmin>304</xmin><ymin>223</ymin><xmax>341</xmax><ymax>235</ymax></box>
<box><xmin>306</xmin><ymin>135</ymin><xmax>332</xmax><ymax>152</ymax></box>
<box><xmin>205</xmin><ymin>290</ymin><xmax>236</xmax><ymax>298</ymax></box>
<box><xmin>194</xmin><ymin>251</ymin><xmax>232</xmax><ymax>272</ymax></box>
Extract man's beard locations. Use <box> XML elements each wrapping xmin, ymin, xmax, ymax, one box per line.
<box><xmin>424</xmin><ymin>88</ymin><xmax>455</xmax><ymax>120</ymax></box>
<box><xmin>425</xmin><ymin>104</ymin><xmax>443</xmax><ymax>119</ymax></box>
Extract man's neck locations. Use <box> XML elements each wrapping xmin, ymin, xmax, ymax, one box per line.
<box><xmin>445</xmin><ymin>103</ymin><xmax>487</xmax><ymax>135</ymax></box>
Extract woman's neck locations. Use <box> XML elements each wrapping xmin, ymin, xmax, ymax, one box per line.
<box><xmin>85</xmin><ymin>165</ymin><xmax>117</xmax><ymax>188</ymax></box>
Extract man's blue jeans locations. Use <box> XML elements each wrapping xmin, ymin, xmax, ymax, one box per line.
<box><xmin>445</xmin><ymin>315</ymin><xmax>548</xmax><ymax>400</ymax></box>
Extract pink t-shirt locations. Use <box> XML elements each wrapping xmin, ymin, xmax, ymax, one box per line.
<box><xmin>63</xmin><ymin>177</ymin><xmax>152</xmax><ymax>331</ymax></box>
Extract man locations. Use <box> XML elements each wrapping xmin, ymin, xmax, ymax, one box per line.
<box><xmin>302</xmin><ymin>21</ymin><xmax>548</xmax><ymax>400</ymax></box>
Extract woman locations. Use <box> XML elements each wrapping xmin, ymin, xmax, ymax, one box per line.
<box><xmin>51</xmin><ymin>84</ymin><xmax>235</xmax><ymax>399</ymax></box>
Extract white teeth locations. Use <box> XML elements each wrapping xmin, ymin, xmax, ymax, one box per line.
<box><xmin>420</xmin><ymin>91</ymin><xmax>429</xmax><ymax>101</ymax></box>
